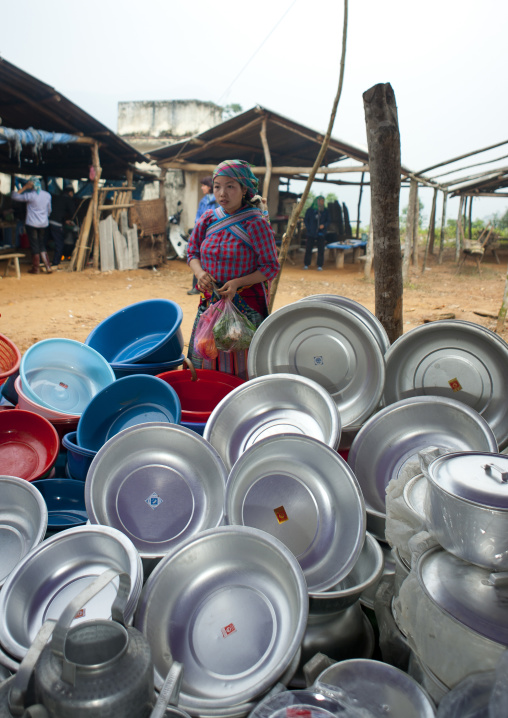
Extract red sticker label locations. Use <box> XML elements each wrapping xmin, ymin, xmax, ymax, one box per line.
<box><xmin>59</xmin><ymin>382</ymin><xmax>68</xmax><ymax>389</ymax></box>
<box><xmin>74</xmin><ymin>608</ymin><xmax>85</xmax><ymax>619</ymax></box>
<box><xmin>274</xmin><ymin>505</ymin><xmax>289</xmax><ymax>524</ymax></box>
<box><xmin>221</xmin><ymin>623</ymin><xmax>236</xmax><ymax>638</ymax></box>
<box><xmin>448</xmin><ymin>377</ymin><xmax>462</xmax><ymax>392</ymax></box>
<box><xmin>286</xmin><ymin>710</ymin><xmax>312</xmax><ymax>717</ymax></box>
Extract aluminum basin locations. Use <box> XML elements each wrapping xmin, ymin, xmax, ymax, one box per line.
<box><xmin>0</xmin><ymin>475</ymin><xmax>48</xmax><ymax>586</ymax></box>
<box><xmin>347</xmin><ymin>395</ymin><xmax>498</xmax><ymax>539</ymax></box>
<box><xmin>225</xmin><ymin>434</ymin><xmax>366</xmax><ymax>592</ymax></box>
<box><xmin>134</xmin><ymin>525</ymin><xmax>308</xmax><ymax>713</ymax></box>
<box><xmin>246</xmin><ymin>300</ymin><xmax>385</xmax><ymax>428</ymax></box>
<box><xmin>204</xmin><ymin>373</ymin><xmax>341</xmax><ymax>472</ymax></box>
<box><xmin>85</xmin><ymin>423</ymin><xmax>227</xmax><ymax>558</ymax></box>
<box><xmin>0</xmin><ymin>525</ymin><xmax>142</xmax><ymax>661</ymax></box>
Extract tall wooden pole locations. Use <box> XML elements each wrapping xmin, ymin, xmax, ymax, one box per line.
<box><xmin>260</xmin><ymin>117</ymin><xmax>272</xmax><ymax>201</ymax></box>
<box><xmin>91</xmin><ymin>142</ymin><xmax>102</xmax><ymax>271</ymax></box>
<box><xmin>412</xmin><ymin>181</ymin><xmax>419</xmax><ymax>267</ymax></box>
<box><xmin>268</xmin><ymin>0</ymin><xmax>348</xmax><ymax>314</ymax></box>
<box><xmin>403</xmin><ymin>179</ymin><xmax>417</xmax><ymax>281</ymax></box>
<box><xmin>468</xmin><ymin>195</ymin><xmax>473</xmax><ymax>238</ymax></box>
<box><xmin>455</xmin><ymin>195</ymin><xmax>465</xmax><ymax>263</ymax></box>
<box><xmin>356</xmin><ymin>172</ymin><xmax>365</xmax><ymax>238</ymax></box>
<box><xmin>422</xmin><ymin>187</ymin><xmax>437</xmax><ymax>272</ymax></box>
<box><xmin>438</xmin><ymin>190</ymin><xmax>448</xmax><ymax>264</ymax></box>
<box><xmin>363</xmin><ymin>82</ymin><xmax>403</xmax><ymax>343</ymax></box>
<box><xmin>496</xmin><ymin>267</ymin><xmax>508</xmax><ymax>333</ymax></box>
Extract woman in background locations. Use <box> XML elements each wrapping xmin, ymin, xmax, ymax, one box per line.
<box><xmin>188</xmin><ymin>176</ymin><xmax>218</xmax><ymax>295</ymax></box>
<box><xmin>186</xmin><ymin>160</ymin><xmax>279</xmax><ymax>378</ymax></box>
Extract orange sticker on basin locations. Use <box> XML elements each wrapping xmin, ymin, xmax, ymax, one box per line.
<box><xmin>448</xmin><ymin>377</ymin><xmax>462</xmax><ymax>392</ymax></box>
<box><xmin>74</xmin><ymin>608</ymin><xmax>86</xmax><ymax>619</ymax></box>
<box><xmin>274</xmin><ymin>505</ymin><xmax>289</xmax><ymax>524</ymax></box>
<box><xmin>286</xmin><ymin>709</ymin><xmax>312</xmax><ymax>717</ymax></box>
<box><xmin>221</xmin><ymin>623</ymin><xmax>236</xmax><ymax>638</ymax></box>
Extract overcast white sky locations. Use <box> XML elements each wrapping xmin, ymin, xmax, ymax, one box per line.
<box><xmin>2</xmin><ymin>0</ymin><xmax>507</xmax><ymax>225</ymax></box>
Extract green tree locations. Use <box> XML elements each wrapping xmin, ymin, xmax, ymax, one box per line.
<box><xmin>222</xmin><ymin>103</ymin><xmax>243</xmax><ymax>120</ymax></box>
<box><xmin>400</xmin><ymin>198</ymin><xmax>425</xmax><ymax>230</ymax></box>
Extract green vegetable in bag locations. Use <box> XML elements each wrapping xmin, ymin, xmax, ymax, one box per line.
<box><xmin>213</xmin><ymin>298</ymin><xmax>257</xmax><ymax>352</ymax></box>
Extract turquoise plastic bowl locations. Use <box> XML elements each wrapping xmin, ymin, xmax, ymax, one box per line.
<box><xmin>77</xmin><ymin>374</ymin><xmax>182</xmax><ymax>451</ymax></box>
<box><xmin>85</xmin><ymin>299</ymin><xmax>184</xmax><ymax>365</ymax></box>
<box><xmin>20</xmin><ymin>339</ymin><xmax>116</xmax><ymax>416</ymax></box>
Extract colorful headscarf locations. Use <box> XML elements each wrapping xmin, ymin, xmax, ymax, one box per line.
<box><xmin>30</xmin><ymin>176</ymin><xmax>42</xmax><ymax>194</ymax></box>
<box><xmin>212</xmin><ymin>160</ymin><xmax>259</xmax><ymax>201</ymax></box>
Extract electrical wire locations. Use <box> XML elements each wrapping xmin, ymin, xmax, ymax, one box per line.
<box><xmin>217</xmin><ymin>0</ymin><xmax>299</xmax><ymax>104</ymax></box>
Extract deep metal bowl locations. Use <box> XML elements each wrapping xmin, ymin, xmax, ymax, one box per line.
<box><xmin>204</xmin><ymin>373</ymin><xmax>341</xmax><ymax>472</ymax></box>
<box><xmin>347</xmin><ymin>395</ymin><xmax>498</xmax><ymax>539</ymax></box>
<box><xmin>308</xmin><ymin>532</ymin><xmax>384</xmax><ymax>613</ymax></box>
<box><xmin>382</xmin><ymin>319</ymin><xmax>508</xmax><ymax>449</ymax></box>
<box><xmin>0</xmin><ymin>475</ymin><xmax>48</xmax><ymax>587</ymax></box>
<box><xmin>134</xmin><ymin>525</ymin><xmax>308</xmax><ymax>714</ymax></box>
<box><xmin>225</xmin><ymin>434</ymin><xmax>366</xmax><ymax>592</ymax></box>
<box><xmin>302</xmin><ymin>294</ymin><xmax>390</xmax><ymax>354</ymax></box>
<box><xmin>246</xmin><ymin>300</ymin><xmax>385</xmax><ymax>428</ymax></box>
<box><xmin>315</xmin><ymin>658</ymin><xmax>436</xmax><ymax>718</ymax></box>
<box><xmin>85</xmin><ymin>423</ymin><xmax>227</xmax><ymax>558</ymax></box>
<box><xmin>0</xmin><ymin>525</ymin><xmax>142</xmax><ymax>661</ymax></box>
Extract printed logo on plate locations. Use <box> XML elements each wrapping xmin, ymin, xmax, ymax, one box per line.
<box><xmin>74</xmin><ymin>608</ymin><xmax>85</xmax><ymax>619</ymax></box>
<box><xmin>274</xmin><ymin>505</ymin><xmax>289</xmax><ymax>524</ymax></box>
<box><xmin>221</xmin><ymin>623</ymin><xmax>236</xmax><ymax>638</ymax></box>
<box><xmin>448</xmin><ymin>377</ymin><xmax>462</xmax><ymax>392</ymax></box>
<box><xmin>313</xmin><ymin>355</ymin><xmax>324</xmax><ymax>366</ymax></box>
<box><xmin>286</xmin><ymin>709</ymin><xmax>312</xmax><ymax>717</ymax></box>
<box><xmin>145</xmin><ymin>492</ymin><xmax>163</xmax><ymax>510</ymax></box>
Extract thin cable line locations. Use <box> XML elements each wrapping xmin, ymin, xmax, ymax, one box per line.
<box><xmin>218</xmin><ymin>0</ymin><xmax>298</xmax><ymax>104</ymax></box>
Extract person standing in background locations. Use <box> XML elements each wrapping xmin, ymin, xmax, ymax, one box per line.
<box><xmin>11</xmin><ymin>177</ymin><xmax>52</xmax><ymax>274</ymax></box>
<box><xmin>188</xmin><ymin>176</ymin><xmax>218</xmax><ymax>295</ymax></box>
<box><xmin>303</xmin><ymin>195</ymin><xmax>329</xmax><ymax>271</ymax></box>
<box><xmin>49</xmin><ymin>185</ymin><xmax>75</xmax><ymax>270</ymax></box>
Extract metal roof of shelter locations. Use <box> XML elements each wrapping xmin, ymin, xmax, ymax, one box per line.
<box><xmin>0</xmin><ymin>56</ymin><xmax>150</xmax><ymax>180</ymax></box>
<box><xmin>149</xmin><ymin>104</ymin><xmax>411</xmax><ymax>179</ymax></box>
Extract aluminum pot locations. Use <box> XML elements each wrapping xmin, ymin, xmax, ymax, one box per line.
<box><xmin>425</xmin><ymin>451</ymin><xmax>508</xmax><ymax>570</ymax></box>
<box><xmin>395</xmin><ymin>546</ymin><xmax>508</xmax><ymax>688</ymax></box>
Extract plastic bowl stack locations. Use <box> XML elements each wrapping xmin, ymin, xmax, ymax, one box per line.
<box><xmin>85</xmin><ymin>299</ymin><xmax>185</xmax><ymax>378</ymax></box>
<box><xmin>0</xmin><ymin>409</ymin><xmax>60</xmax><ymax>481</ymax></box>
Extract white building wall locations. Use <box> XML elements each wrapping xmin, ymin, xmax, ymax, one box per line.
<box><xmin>118</xmin><ymin>100</ymin><xmax>223</xmax><ymax>140</ymax></box>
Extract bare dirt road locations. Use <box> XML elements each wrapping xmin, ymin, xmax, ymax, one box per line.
<box><xmin>1</xmin><ymin>247</ymin><xmax>507</xmax><ymax>357</ymax></box>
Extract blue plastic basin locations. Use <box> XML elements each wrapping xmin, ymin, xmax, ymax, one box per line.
<box><xmin>31</xmin><ymin>478</ymin><xmax>87</xmax><ymax>531</ymax></box>
<box><xmin>20</xmin><ymin>339</ymin><xmax>116</xmax><ymax>415</ymax></box>
<box><xmin>85</xmin><ymin>299</ymin><xmax>184</xmax><ymax>365</ymax></box>
<box><xmin>110</xmin><ymin>354</ymin><xmax>185</xmax><ymax>379</ymax></box>
<box><xmin>62</xmin><ymin>431</ymin><xmax>97</xmax><ymax>481</ymax></box>
<box><xmin>77</xmin><ymin>374</ymin><xmax>182</xmax><ymax>451</ymax></box>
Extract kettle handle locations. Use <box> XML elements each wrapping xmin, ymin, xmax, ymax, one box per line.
<box><xmin>150</xmin><ymin>662</ymin><xmax>184</xmax><ymax>718</ymax></box>
<box><xmin>50</xmin><ymin>568</ymin><xmax>131</xmax><ymax>665</ymax></box>
<box><xmin>8</xmin><ymin>620</ymin><xmax>57</xmax><ymax>717</ymax></box>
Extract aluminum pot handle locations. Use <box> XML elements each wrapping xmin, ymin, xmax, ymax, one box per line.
<box><xmin>50</xmin><ymin>568</ymin><xmax>131</xmax><ymax>666</ymax></box>
<box><xmin>8</xmin><ymin>620</ymin><xmax>56</xmax><ymax>717</ymax></box>
<box><xmin>488</xmin><ymin>572</ymin><xmax>508</xmax><ymax>587</ymax></box>
<box><xmin>150</xmin><ymin>662</ymin><xmax>183</xmax><ymax>718</ymax></box>
<box><xmin>482</xmin><ymin>463</ymin><xmax>508</xmax><ymax>483</ymax></box>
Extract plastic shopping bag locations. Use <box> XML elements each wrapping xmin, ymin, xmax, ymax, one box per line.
<box><xmin>193</xmin><ymin>302</ymin><xmax>222</xmax><ymax>360</ymax></box>
<box><xmin>212</xmin><ymin>298</ymin><xmax>257</xmax><ymax>352</ymax></box>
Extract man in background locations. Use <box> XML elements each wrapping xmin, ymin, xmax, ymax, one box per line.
<box><xmin>11</xmin><ymin>177</ymin><xmax>52</xmax><ymax>274</ymax></box>
<box><xmin>303</xmin><ymin>195</ymin><xmax>329</xmax><ymax>271</ymax></box>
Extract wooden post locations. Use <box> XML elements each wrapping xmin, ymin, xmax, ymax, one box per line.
<box><xmin>468</xmin><ymin>195</ymin><xmax>474</xmax><ymax>239</ymax></box>
<box><xmin>496</xmin><ymin>266</ymin><xmax>508</xmax><ymax>333</ymax></box>
<box><xmin>412</xmin><ymin>181</ymin><xmax>419</xmax><ymax>267</ymax></box>
<box><xmin>422</xmin><ymin>187</ymin><xmax>437</xmax><ymax>273</ymax></box>
<box><xmin>356</xmin><ymin>172</ymin><xmax>365</xmax><ymax>238</ymax></box>
<box><xmin>71</xmin><ymin>199</ymin><xmax>94</xmax><ymax>271</ymax></box>
<box><xmin>260</xmin><ymin>117</ymin><xmax>272</xmax><ymax>201</ymax></box>
<box><xmin>364</xmin><ymin>221</ymin><xmax>373</xmax><ymax>278</ymax></box>
<box><xmin>159</xmin><ymin>168</ymin><xmax>167</xmax><ymax>199</ymax></box>
<box><xmin>438</xmin><ymin>190</ymin><xmax>448</xmax><ymax>264</ymax></box>
<box><xmin>91</xmin><ymin>142</ymin><xmax>102</xmax><ymax>271</ymax></box>
<box><xmin>268</xmin><ymin>0</ymin><xmax>349</xmax><ymax>314</ymax></box>
<box><xmin>455</xmin><ymin>195</ymin><xmax>465</xmax><ymax>263</ymax></box>
<box><xmin>363</xmin><ymin>82</ymin><xmax>403</xmax><ymax>343</ymax></box>
<box><xmin>403</xmin><ymin>179</ymin><xmax>417</xmax><ymax>281</ymax></box>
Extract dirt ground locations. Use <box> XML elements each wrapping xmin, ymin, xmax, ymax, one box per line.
<box><xmin>1</xmin><ymin>247</ymin><xmax>507</xmax><ymax>356</ymax></box>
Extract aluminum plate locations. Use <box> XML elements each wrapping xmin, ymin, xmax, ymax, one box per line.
<box><xmin>204</xmin><ymin>373</ymin><xmax>340</xmax><ymax>472</ymax></box>
<box><xmin>85</xmin><ymin>423</ymin><xmax>227</xmax><ymax>557</ymax></box>
<box><xmin>247</xmin><ymin>300</ymin><xmax>385</xmax><ymax>428</ymax></box>
<box><xmin>225</xmin><ymin>434</ymin><xmax>366</xmax><ymax>592</ymax></box>
<box><xmin>303</xmin><ymin>294</ymin><xmax>390</xmax><ymax>354</ymax></box>
<box><xmin>383</xmin><ymin>320</ymin><xmax>508</xmax><ymax>449</ymax></box>
<box><xmin>347</xmin><ymin>395</ymin><xmax>498</xmax><ymax>538</ymax></box>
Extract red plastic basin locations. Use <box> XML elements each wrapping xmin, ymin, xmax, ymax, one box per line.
<box><xmin>157</xmin><ymin>363</ymin><xmax>244</xmax><ymax>423</ymax></box>
<box><xmin>0</xmin><ymin>409</ymin><xmax>60</xmax><ymax>481</ymax></box>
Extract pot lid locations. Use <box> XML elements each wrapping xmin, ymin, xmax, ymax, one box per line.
<box><xmin>418</xmin><ymin>546</ymin><xmax>508</xmax><ymax>645</ymax></box>
<box><xmin>428</xmin><ymin>452</ymin><xmax>508</xmax><ymax>509</ymax></box>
